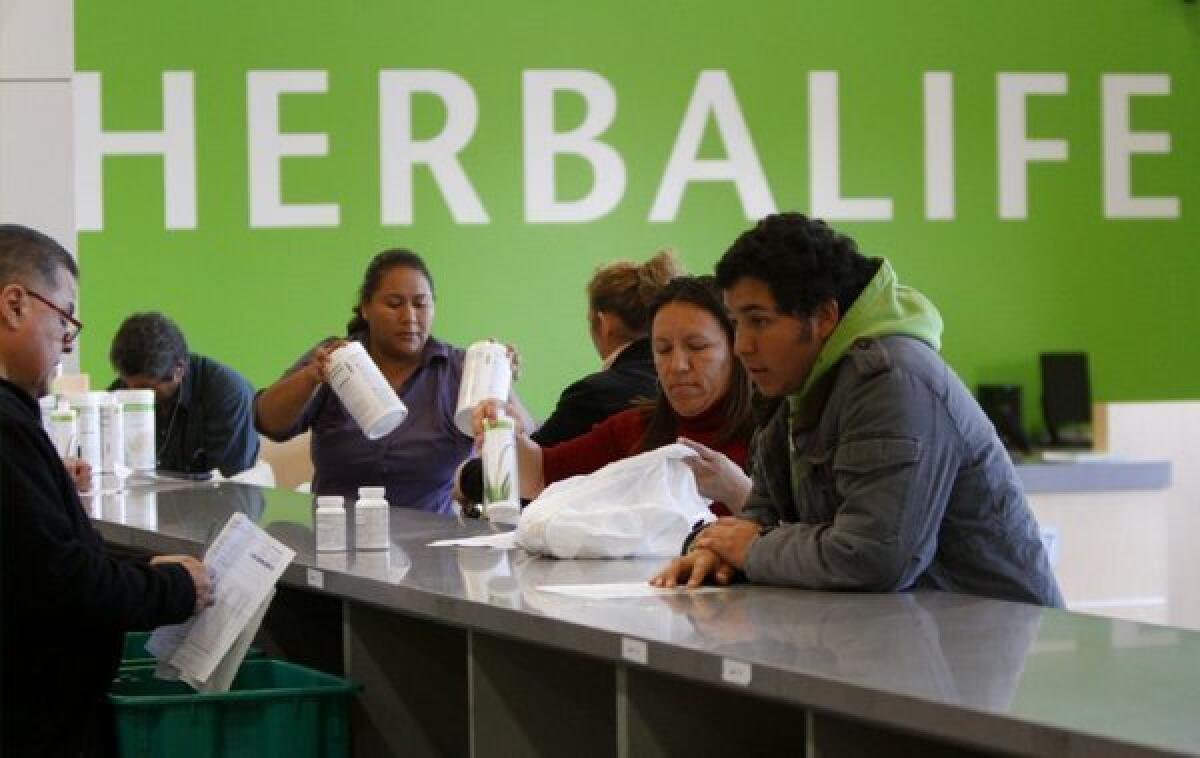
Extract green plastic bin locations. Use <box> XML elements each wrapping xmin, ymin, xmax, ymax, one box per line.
<box><xmin>109</xmin><ymin>660</ymin><xmax>360</xmax><ymax>758</ymax></box>
<box><xmin>121</xmin><ymin>632</ymin><xmax>262</xmax><ymax>669</ymax></box>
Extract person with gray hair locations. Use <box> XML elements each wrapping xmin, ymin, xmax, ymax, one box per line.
<box><xmin>0</xmin><ymin>224</ymin><xmax>211</xmax><ymax>755</ymax></box>
<box><xmin>109</xmin><ymin>311</ymin><xmax>259</xmax><ymax>477</ymax></box>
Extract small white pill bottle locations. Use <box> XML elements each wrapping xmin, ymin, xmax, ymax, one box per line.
<box><xmin>315</xmin><ymin>495</ymin><xmax>347</xmax><ymax>552</ymax></box>
<box><xmin>354</xmin><ymin>486</ymin><xmax>390</xmax><ymax>550</ymax></box>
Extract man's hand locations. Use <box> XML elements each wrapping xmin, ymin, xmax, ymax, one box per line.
<box><xmin>694</xmin><ymin>517</ymin><xmax>761</xmax><ymax>570</ymax></box>
<box><xmin>678</xmin><ymin>438</ymin><xmax>751</xmax><ymax>513</ymax></box>
<box><xmin>649</xmin><ymin>548</ymin><xmax>737</xmax><ymax>589</ymax></box>
<box><xmin>63</xmin><ymin>457</ymin><xmax>92</xmax><ymax>493</ymax></box>
<box><xmin>150</xmin><ymin>555</ymin><xmax>214</xmax><ymax>615</ymax></box>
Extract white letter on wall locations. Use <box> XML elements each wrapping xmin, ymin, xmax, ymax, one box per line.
<box><xmin>523</xmin><ymin>70</ymin><xmax>625</xmax><ymax>223</ymax></box>
<box><xmin>997</xmin><ymin>73</ymin><xmax>1068</xmax><ymax>220</ymax></box>
<box><xmin>649</xmin><ymin>70</ymin><xmax>774</xmax><ymax>222</ymax></box>
<box><xmin>809</xmin><ymin>71</ymin><xmax>892</xmax><ymax>221</ymax></box>
<box><xmin>74</xmin><ymin>71</ymin><xmax>196</xmax><ymax>231</ymax></box>
<box><xmin>379</xmin><ymin>70</ymin><xmax>488</xmax><ymax>225</ymax></box>
<box><xmin>1102</xmin><ymin>74</ymin><xmax>1178</xmax><ymax>219</ymax></box>
<box><xmin>924</xmin><ymin>72</ymin><xmax>955</xmax><ymax>221</ymax></box>
<box><xmin>247</xmin><ymin>70</ymin><xmax>339</xmax><ymax>228</ymax></box>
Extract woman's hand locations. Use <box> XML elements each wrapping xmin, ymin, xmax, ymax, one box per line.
<box><xmin>678</xmin><ymin>438</ymin><xmax>752</xmax><ymax>514</ymax></box>
<box><xmin>308</xmin><ymin>339</ymin><xmax>347</xmax><ymax>385</ymax></box>
<box><xmin>470</xmin><ymin>398</ymin><xmax>527</xmax><ymax>446</ymax></box>
<box><xmin>504</xmin><ymin>342</ymin><xmax>521</xmax><ymax>381</ymax></box>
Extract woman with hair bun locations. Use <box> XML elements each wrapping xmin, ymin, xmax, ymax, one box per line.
<box><xmin>535</xmin><ymin>247</ymin><xmax>685</xmax><ymax>445</ymax></box>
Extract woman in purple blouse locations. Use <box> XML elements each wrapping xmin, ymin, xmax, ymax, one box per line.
<box><xmin>255</xmin><ymin>249</ymin><xmax>530</xmax><ymax>514</ymax></box>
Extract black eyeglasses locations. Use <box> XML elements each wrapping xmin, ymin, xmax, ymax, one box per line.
<box><xmin>25</xmin><ymin>288</ymin><xmax>83</xmax><ymax>343</ymax></box>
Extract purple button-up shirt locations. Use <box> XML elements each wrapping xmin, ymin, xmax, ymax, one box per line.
<box><xmin>277</xmin><ymin>335</ymin><xmax>472</xmax><ymax>514</ymax></box>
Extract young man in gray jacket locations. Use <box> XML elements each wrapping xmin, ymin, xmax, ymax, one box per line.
<box><xmin>653</xmin><ymin>213</ymin><xmax>1062</xmax><ymax>607</ymax></box>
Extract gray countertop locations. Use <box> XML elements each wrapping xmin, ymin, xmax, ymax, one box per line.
<box><xmin>88</xmin><ymin>480</ymin><xmax>1200</xmax><ymax>756</ymax></box>
<box><xmin>1016</xmin><ymin>459</ymin><xmax>1172</xmax><ymax>494</ymax></box>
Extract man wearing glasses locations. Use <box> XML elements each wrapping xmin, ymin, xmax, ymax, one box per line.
<box><xmin>0</xmin><ymin>224</ymin><xmax>212</xmax><ymax>756</ymax></box>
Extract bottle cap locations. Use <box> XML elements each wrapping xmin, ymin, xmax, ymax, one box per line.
<box><xmin>316</xmin><ymin>495</ymin><xmax>345</xmax><ymax>507</ymax></box>
<box><xmin>357</xmin><ymin>486</ymin><xmax>386</xmax><ymax>499</ymax></box>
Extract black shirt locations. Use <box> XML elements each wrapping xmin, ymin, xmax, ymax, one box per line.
<box><xmin>1</xmin><ymin>378</ymin><xmax>195</xmax><ymax>755</ymax></box>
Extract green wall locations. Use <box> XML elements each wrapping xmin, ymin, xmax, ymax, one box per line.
<box><xmin>74</xmin><ymin>1</ymin><xmax>1199</xmax><ymax>431</ymax></box>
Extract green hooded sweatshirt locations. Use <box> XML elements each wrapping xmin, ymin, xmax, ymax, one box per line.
<box><xmin>786</xmin><ymin>258</ymin><xmax>943</xmax><ymax>424</ymax></box>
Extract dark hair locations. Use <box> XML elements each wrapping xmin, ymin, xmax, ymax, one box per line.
<box><xmin>715</xmin><ymin>213</ymin><xmax>878</xmax><ymax>318</ymax></box>
<box><xmin>0</xmin><ymin>224</ymin><xmax>78</xmax><ymax>291</ymax></box>
<box><xmin>587</xmin><ymin>248</ymin><xmax>685</xmax><ymax>339</ymax></box>
<box><xmin>636</xmin><ymin>275</ymin><xmax>755</xmax><ymax>452</ymax></box>
<box><xmin>110</xmin><ymin>312</ymin><xmax>189</xmax><ymax>380</ymax></box>
<box><xmin>346</xmin><ymin>248</ymin><xmax>434</xmax><ymax>336</ymax></box>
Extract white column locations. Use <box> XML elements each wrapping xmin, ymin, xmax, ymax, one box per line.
<box><xmin>0</xmin><ymin>0</ymin><xmax>78</xmax><ymax>371</ymax></box>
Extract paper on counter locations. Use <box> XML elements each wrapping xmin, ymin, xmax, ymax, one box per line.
<box><xmin>428</xmin><ymin>531</ymin><xmax>519</xmax><ymax>549</ymax></box>
<box><xmin>147</xmin><ymin>512</ymin><xmax>294</xmax><ymax>689</ymax></box>
<box><xmin>537</xmin><ymin>582</ymin><xmax>729</xmax><ymax>599</ymax></box>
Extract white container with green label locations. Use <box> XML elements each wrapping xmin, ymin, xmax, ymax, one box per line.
<box><xmin>482</xmin><ymin>413</ymin><xmax>519</xmax><ymax>524</ymax></box>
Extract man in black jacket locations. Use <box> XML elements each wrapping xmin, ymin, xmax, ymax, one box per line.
<box><xmin>0</xmin><ymin>224</ymin><xmax>210</xmax><ymax>756</ymax></box>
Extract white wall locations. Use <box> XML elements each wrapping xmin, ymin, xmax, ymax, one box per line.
<box><xmin>0</xmin><ymin>0</ymin><xmax>77</xmax><ymax>369</ymax></box>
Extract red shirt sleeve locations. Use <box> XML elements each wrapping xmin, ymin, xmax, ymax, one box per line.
<box><xmin>541</xmin><ymin>408</ymin><xmax>646</xmax><ymax>484</ymax></box>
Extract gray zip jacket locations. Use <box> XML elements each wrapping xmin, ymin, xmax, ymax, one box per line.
<box><xmin>741</xmin><ymin>335</ymin><xmax>1064</xmax><ymax>608</ymax></box>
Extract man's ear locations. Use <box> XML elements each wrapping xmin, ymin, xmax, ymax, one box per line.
<box><xmin>814</xmin><ymin>298</ymin><xmax>840</xmax><ymax>341</ymax></box>
<box><xmin>0</xmin><ymin>284</ymin><xmax>25</xmax><ymax>330</ymax></box>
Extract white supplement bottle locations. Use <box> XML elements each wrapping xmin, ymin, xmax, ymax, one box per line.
<box><xmin>326</xmin><ymin>343</ymin><xmax>408</xmax><ymax>439</ymax></box>
<box><xmin>114</xmin><ymin>389</ymin><xmax>156</xmax><ymax>472</ymax></box>
<box><xmin>453</xmin><ymin>341</ymin><xmax>512</xmax><ymax>435</ymax></box>
<box><xmin>67</xmin><ymin>391</ymin><xmax>105</xmax><ymax>471</ymax></box>
<box><xmin>355</xmin><ymin>486</ymin><xmax>390</xmax><ymax>550</ymax></box>
<box><xmin>481</xmin><ymin>412</ymin><xmax>520</xmax><ymax>525</ymax></box>
<box><xmin>98</xmin><ymin>393</ymin><xmax>125</xmax><ymax>474</ymax></box>
<box><xmin>315</xmin><ymin>495</ymin><xmax>347</xmax><ymax>552</ymax></box>
<box><xmin>38</xmin><ymin>395</ymin><xmax>56</xmax><ymax>436</ymax></box>
<box><xmin>48</xmin><ymin>402</ymin><xmax>77</xmax><ymax>460</ymax></box>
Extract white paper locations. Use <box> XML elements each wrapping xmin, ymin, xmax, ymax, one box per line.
<box><xmin>428</xmin><ymin>531</ymin><xmax>519</xmax><ymax>549</ymax></box>
<box><xmin>183</xmin><ymin>587</ymin><xmax>274</xmax><ymax>693</ymax></box>
<box><xmin>537</xmin><ymin>582</ymin><xmax>729</xmax><ymax>599</ymax></box>
<box><xmin>147</xmin><ymin>513</ymin><xmax>294</xmax><ymax>687</ymax></box>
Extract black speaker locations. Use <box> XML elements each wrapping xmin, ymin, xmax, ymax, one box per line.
<box><xmin>978</xmin><ymin>384</ymin><xmax>1031</xmax><ymax>454</ymax></box>
<box><xmin>1040</xmin><ymin>352</ymin><xmax>1092</xmax><ymax>447</ymax></box>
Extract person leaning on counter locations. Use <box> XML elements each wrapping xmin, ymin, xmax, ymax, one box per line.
<box><xmin>652</xmin><ymin>213</ymin><xmax>1063</xmax><ymax>608</ymax></box>
<box><xmin>456</xmin><ymin>247</ymin><xmax>684</xmax><ymax>500</ymax></box>
<box><xmin>461</xmin><ymin>275</ymin><xmax>755</xmax><ymax>517</ymax></box>
<box><xmin>109</xmin><ymin>311</ymin><xmax>260</xmax><ymax>477</ymax></box>
<box><xmin>255</xmin><ymin>247</ymin><xmax>533</xmax><ymax>513</ymax></box>
<box><xmin>0</xmin><ymin>224</ymin><xmax>213</xmax><ymax>756</ymax></box>
<box><xmin>535</xmin><ymin>247</ymin><xmax>684</xmax><ymax>445</ymax></box>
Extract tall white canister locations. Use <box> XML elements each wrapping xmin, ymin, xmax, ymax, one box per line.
<box><xmin>98</xmin><ymin>393</ymin><xmax>125</xmax><ymax>474</ymax></box>
<box><xmin>326</xmin><ymin>342</ymin><xmax>408</xmax><ymax>440</ymax></box>
<box><xmin>114</xmin><ymin>389</ymin><xmax>156</xmax><ymax>472</ymax></box>
<box><xmin>453</xmin><ymin>341</ymin><xmax>512</xmax><ymax>435</ymax></box>
<box><xmin>67</xmin><ymin>391</ymin><xmax>104</xmax><ymax>470</ymax></box>
<box><xmin>48</xmin><ymin>402</ymin><xmax>77</xmax><ymax>459</ymax></box>
<box><xmin>38</xmin><ymin>395</ymin><xmax>56</xmax><ymax>436</ymax></box>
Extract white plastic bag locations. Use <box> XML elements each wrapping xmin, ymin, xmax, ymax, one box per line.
<box><xmin>516</xmin><ymin>444</ymin><xmax>714</xmax><ymax>558</ymax></box>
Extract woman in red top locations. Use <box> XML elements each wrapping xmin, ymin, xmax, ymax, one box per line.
<box><xmin>467</xmin><ymin>276</ymin><xmax>755</xmax><ymax>515</ymax></box>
